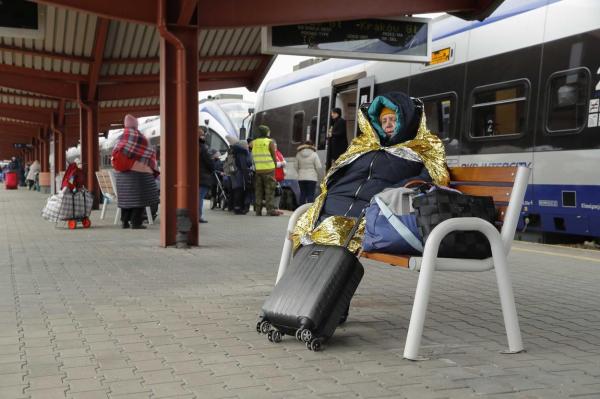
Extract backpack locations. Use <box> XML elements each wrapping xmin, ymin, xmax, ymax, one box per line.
<box><xmin>223</xmin><ymin>150</ymin><xmax>238</xmax><ymax>176</ymax></box>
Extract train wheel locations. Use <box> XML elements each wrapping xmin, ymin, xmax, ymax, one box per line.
<box><xmin>68</xmin><ymin>220</ymin><xmax>77</xmax><ymax>229</ymax></box>
<box><xmin>82</xmin><ymin>218</ymin><xmax>91</xmax><ymax>228</ymax></box>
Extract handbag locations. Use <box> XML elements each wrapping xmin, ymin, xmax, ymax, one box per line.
<box><xmin>223</xmin><ymin>151</ymin><xmax>238</xmax><ymax>176</ymax></box>
<box><xmin>412</xmin><ymin>187</ymin><xmax>496</xmax><ymax>259</ymax></box>
<box><xmin>274</xmin><ymin>182</ymin><xmax>283</xmax><ymax>197</ymax></box>
<box><xmin>362</xmin><ymin>187</ymin><xmax>423</xmax><ymax>255</ymax></box>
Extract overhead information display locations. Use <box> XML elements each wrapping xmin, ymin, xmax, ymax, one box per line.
<box><xmin>0</xmin><ymin>1</ymin><xmax>44</xmax><ymax>39</ymax></box>
<box><xmin>262</xmin><ymin>17</ymin><xmax>430</xmax><ymax>63</ymax></box>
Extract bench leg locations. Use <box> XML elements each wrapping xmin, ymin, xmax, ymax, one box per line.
<box><xmin>114</xmin><ymin>207</ymin><xmax>121</xmax><ymax>225</ymax></box>
<box><xmin>403</xmin><ymin>248</ymin><xmax>436</xmax><ymax>360</ymax></box>
<box><xmin>100</xmin><ymin>197</ymin><xmax>108</xmax><ymax>220</ymax></box>
<box><xmin>275</xmin><ymin>203</ymin><xmax>313</xmax><ymax>284</ymax></box>
<box><xmin>404</xmin><ymin>218</ymin><xmax>524</xmax><ymax>360</ymax></box>
<box><xmin>145</xmin><ymin>206</ymin><xmax>153</xmax><ymax>225</ymax></box>
<box><xmin>493</xmin><ymin>247</ymin><xmax>524</xmax><ymax>354</ymax></box>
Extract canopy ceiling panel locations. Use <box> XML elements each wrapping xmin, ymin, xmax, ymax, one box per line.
<box><xmin>0</xmin><ymin>6</ymin><xmax>95</xmax><ymax>77</ymax></box>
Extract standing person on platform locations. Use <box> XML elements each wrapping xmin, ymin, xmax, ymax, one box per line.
<box><xmin>326</xmin><ymin>107</ymin><xmax>348</xmax><ymax>170</ymax></box>
<box><xmin>111</xmin><ymin>114</ymin><xmax>159</xmax><ymax>229</ymax></box>
<box><xmin>7</xmin><ymin>157</ymin><xmax>18</xmax><ymax>172</ymax></box>
<box><xmin>26</xmin><ymin>160</ymin><xmax>40</xmax><ymax>190</ymax></box>
<box><xmin>198</xmin><ymin>126</ymin><xmax>215</xmax><ymax>223</ymax></box>
<box><xmin>250</xmin><ymin>125</ymin><xmax>279</xmax><ymax>216</ymax></box>
<box><xmin>234</xmin><ymin>139</ymin><xmax>254</xmax><ymax>214</ymax></box>
<box><xmin>272</xmin><ymin>139</ymin><xmax>286</xmax><ymax>215</ymax></box>
<box><xmin>295</xmin><ymin>140</ymin><xmax>322</xmax><ymax>204</ymax></box>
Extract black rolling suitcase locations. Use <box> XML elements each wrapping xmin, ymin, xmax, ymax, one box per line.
<box><xmin>257</xmin><ymin>215</ymin><xmax>364</xmax><ymax>351</ymax></box>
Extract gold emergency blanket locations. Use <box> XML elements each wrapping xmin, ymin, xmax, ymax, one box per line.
<box><xmin>292</xmin><ymin>107</ymin><xmax>449</xmax><ymax>252</ymax></box>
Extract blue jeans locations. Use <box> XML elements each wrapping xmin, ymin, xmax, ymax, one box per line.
<box><xmin>199</xmin><ymin>186</ymin><xmax>210</xmax><ymax>220</ymax></box>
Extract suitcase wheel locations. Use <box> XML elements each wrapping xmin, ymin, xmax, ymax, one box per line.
<box><xmin>310</xmin><ymin>338</ymin><xmax>322</xmax><ymax>352</ymax></box>
<box><xmin>306</xmin><ymin>338</ymin><xmax>323</xmax><ymax>351</ymax></box>
<box><xmin>259</xmin><ymin>321</ymin><xmax>271</xmax><ymax>335</ymax></box>
<box><xmin>68</xmin><ymin>220</ymin><xmax>77</xmax><ymax>229</ymax></box>
<box><xmin>300</xmin><ymin>329</ymin><xmax>313</xmax><ymax>343</ymax></box>
<box><xmin>82</xmin><ymin>218</ymin><xmax>91</xmax><ymax>228</ymax></box>
<box><xmin>271</xmin><ymin>330</ymin><xmax>282</xmax><ymax>343</ymax></box>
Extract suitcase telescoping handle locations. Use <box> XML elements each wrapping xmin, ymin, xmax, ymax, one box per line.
<box><xmin>342</xmin><ymin>208</ymin><xmax>367</xmax><ymax>249</ymax></box>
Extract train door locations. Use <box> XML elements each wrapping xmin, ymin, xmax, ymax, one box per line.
<box><xmin>315</xmin><ymin>87</ymin><xmax>332</xmax><ymax>165</ymax></box>
<box><xmin>316</xmin><ymin>74</ymin><xmax>373</xmax><ymax>168</ymax></box>
<box><xmin>333</xmin><ymin>82</ymin><xmax>358</xmax><ymax>145</ymax></box>
<box><xmin>354</xmin><ymin>76</ymin><xmax>375</xmax><ymax>135</ymax></box>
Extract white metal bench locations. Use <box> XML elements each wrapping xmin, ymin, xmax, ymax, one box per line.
<box><xmin>276</xmin><ymin>166</ymin><xmax>530</xmax><ymax>360</ymax></box>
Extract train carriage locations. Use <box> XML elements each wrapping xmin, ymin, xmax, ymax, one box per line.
<box><xmin>251</xmin><ymin>0</ymin><xmax>600</xmax><ymax>241</ymax></box>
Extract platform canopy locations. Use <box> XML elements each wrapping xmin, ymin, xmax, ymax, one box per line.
<box><xmin>0</xmin><ymin>0</ymin><xmax>505</xmax><ymax>156</ymax></box>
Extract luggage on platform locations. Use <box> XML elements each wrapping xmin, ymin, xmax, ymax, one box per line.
<box><xmin>257</xmin><ymin>213</ymin><xmax>365</xmax><ymax>351</ymax></box>
<box><xmin>412</xmin><ymin>187</ymin><xmax>496</xmax><ymax>259</ymax></box>
<box><xmin>362</xmin><ymin>187</ymin><xmax>423</xmax><ymax>255</ymax></box>
<box><xmin>5</xmin><ymin>172</ymin><xmax>18</xmax><ymax>190</ymax></box>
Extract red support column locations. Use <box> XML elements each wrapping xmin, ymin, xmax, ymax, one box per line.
<box><xmin>79</xmin><ymin>102</ymin><xmax>100</xmax><ymax>208</ymax></box>
<box><xmin>33</xmin><ymin>138</ymin><xmax>39</xmax><ymax>163</ymax></box>
<box><xmin>40</xmin><ymin>130</ymin><xmax>49</xmax><ymax>173</ymax></box>
<box><xmin>158</xmin><ymin>1</ymin><xmax>199</xmax><ymax>247</ymax></box>
<box><xmin>51</xmin><ymin>113</ymin><xmax>66</xmax><ymax>173</ymax></box>
<box><xmin>57</xmin><ymin>131</ymin><xmax>66</xmax><ymax>172</ymax></box>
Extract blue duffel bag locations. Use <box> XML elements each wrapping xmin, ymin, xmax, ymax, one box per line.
<box><xmin>362</xmin><ymin>188</ymin><xmax>423</xmax><ymax>255</ymax></box>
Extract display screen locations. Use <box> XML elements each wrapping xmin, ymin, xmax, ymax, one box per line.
<box><xmin>264</xmin><ymin>17</ymin><xmax>430</xmax><ymax>62</ymax></box>
<box><xmin>0</xmin><ymin>0</ymin><xmax>38</xmax><ymax>29</ymax></box>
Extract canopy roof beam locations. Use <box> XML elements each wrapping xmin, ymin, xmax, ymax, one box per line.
<box><xmin>34</xmin><ymin>0</ymin><xmax>501</xmax><ymax>25</ymax></box>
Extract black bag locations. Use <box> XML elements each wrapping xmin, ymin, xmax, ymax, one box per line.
<box><xmin>257</xmin><ymin>214</ymin><xmax>365</xmax><ymax>351</ymax></box>
<box><xmin>274</xmin><ymin>182</ymin><xmax>283</xmax><ymax>197</ymax></box>
<box><xmin>412</xmin><ymin>188</ymin><xmax>496</xmax><ymax>259</ymax></box>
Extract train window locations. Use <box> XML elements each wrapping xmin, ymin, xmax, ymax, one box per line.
<box><xmin>318</xmin><ymin>96</ymin><xmax>330</xmax><ymax>150</ymax></box>
<box><xmin>469</xmin><ymin>80</ymin><xmax>529</xmax><ymax>138</ymax></box>
<box><xmin>420</xmin><ymin>92</ymin><xmax>456</xmax><ymax>141</ymax></box>
<box><xmin>205</xmin><ymin>129</ymin><xmax>228</xmax><ymax>154</ymax></box>
<box><xmin>545</xmin><ymin>68</ymin><xmax>590</xmax><ymax>134</ymax></box>
<box><xmin>292</xmin><ymin>111</ymin><xmax>304</xmax><ymax>144</ymax></box>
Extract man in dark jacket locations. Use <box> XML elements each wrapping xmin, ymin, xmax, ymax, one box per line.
<box><xmin>198</xmin><ymin>126</ymin><xmax>215</xmax><ymax>223</ymax></box>
<box><xmin>229</xmin><ymin>140</ymin><xmax>254</xmax><ymax>214</ymax></box>
<box><xmin>326</xmin><ymin>107</ymin><xmax>348</xmax><ymax>170</ymax></box>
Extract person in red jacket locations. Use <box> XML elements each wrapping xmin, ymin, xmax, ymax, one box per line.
<box><xmin>272</xmin><ymin>139</ymin><xmax>286</xmax><ymax>215</ymax></box>
<box><xmin>111</xmin><ymin>114</ymin><xmax>159</xmax><ymax>229</ymax></box>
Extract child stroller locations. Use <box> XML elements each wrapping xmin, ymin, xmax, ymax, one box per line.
<box><xmin>210</xmin><ymin>171</ymin><xmax>229</xmax><ymax>210</ymax></box>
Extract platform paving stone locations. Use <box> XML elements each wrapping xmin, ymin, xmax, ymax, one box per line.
<box><xmin>2</xmin><ymin>188</ymin><xmax>600</xmax><ymax>398</ymax></box>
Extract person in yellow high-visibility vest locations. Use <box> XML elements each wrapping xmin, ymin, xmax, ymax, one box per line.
<box><xmin>250</xmin><ymin>125</ymin><xmax>280</xmax><ymax>216</ymax></box>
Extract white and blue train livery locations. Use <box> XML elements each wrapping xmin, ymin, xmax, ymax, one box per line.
<box><xmin>251</xmin><ymin>0</ymin><xmax>600</xmax><ymax>241</ymax></box>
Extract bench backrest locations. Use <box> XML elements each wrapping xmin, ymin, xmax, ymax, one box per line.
<box><xmin>96</xmin><ymin>169</ymin><xmax>116</xmax><ymax>198</ymax></box>
<box><xmin>449</xmin><ymin>166</ymin><xmax>530</xmax><ymax>254</ymax></box>
<box><xmin>449</xmin><ymin>166</ymin><xmax>516</xmax><ymax>224</ymax></box>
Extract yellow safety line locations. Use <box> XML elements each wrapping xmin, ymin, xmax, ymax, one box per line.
<box><xmin>513</xmin><ymin>246</ymin><xmax>600</xmax><ymax>263</ymax></box>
